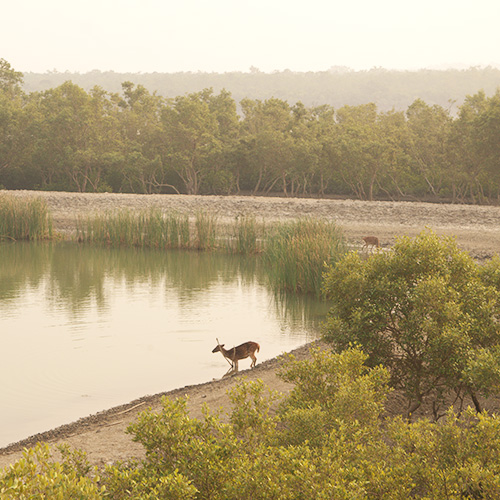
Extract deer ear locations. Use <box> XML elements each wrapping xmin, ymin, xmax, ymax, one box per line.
<box><xmin>221</xmin><ymin>344</ymin><xmax>225</xmax><ymax>348</ymax></box>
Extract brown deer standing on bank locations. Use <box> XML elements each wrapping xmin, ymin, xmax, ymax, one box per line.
<box><xmin>212</xmin><ymin>340</ymin><xmax>260</xmax><ymax>373</ymax></box>
<box><xmin>362</xmin><ymin>236</ymin><xmax>380</xmax><ymax>252</ymax></box>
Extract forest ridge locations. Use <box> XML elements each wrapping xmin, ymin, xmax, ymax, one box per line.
<box><xmin>1</xmin><ymin>59</ymin><xmax>500</xmax><ymax>203</ymax></box>
<box><xmin>23</xmin><ymin>66</ymin><xmax>500</xmax><ymax>113</ymax></box>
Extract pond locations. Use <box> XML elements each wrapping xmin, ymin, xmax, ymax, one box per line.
<box><xmin>0</xmin><ymin>242</ymin><xmax>329</xmax><ymax>448</ymax></box>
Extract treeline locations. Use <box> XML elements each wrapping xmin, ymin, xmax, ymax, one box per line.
<box><xmin>22</xmin><ymin>66</ymin><xmax>500</xmax><ymax>112</ymax></box>
<box><xmin>1</xmin><ymin>59</ymin><xmax>500</xmax><ymax>203</ymax></box>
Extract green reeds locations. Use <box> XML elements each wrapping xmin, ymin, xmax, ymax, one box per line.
<box><xmin>194</xmin><ymin>211</ymin><xmax>217</xmax><ymax>250</ymax></box>
<box><xmin>77</xmin><ymin>210</ymin><xmax>347</xmax><ymax>296</ymax></box>
<box><xmin>0</xmin><ymin>193</ymin><xmax>53</xmax><ymax>241</ymax></box>
<box><xmin>263</xmin><ymin>218</ymin><xmax>347</xmax><ymax>296</ymax></box>
<box><xmin>227</xmin><ymin>215</ymin><xmax>262</xmax><ymax>254</ymax></box>
<box><xmin>77</xmin><ymin>209</ymin><xmax>191</xmax><ymax>249</ymax></box>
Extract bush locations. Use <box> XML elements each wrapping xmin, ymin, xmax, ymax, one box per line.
<box><xmin>278</xmin><ymin>346</ymin><xmax>390</xmax><ymax>443</ymax></box>
<box><xmin>387</xmin><ymin>409</ymin><xmax>500</xmax><ymax>498</ymax></box>
<box><xmin>322</xmin><ymin>229</ymin><xmax>500</xmax><ymax>417</ymax></box>
<box><xmin>0</xmin><ymin>443</ymin><xmax>104</xmax><ymax>499</ymax></box>
<box><xmin>5</xmin><ymin>347</ymin><xmax>500</xmax><ymax>498</ymax></box>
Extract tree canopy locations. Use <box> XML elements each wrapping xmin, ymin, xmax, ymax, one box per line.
<box><xmin>2</xmin><ymin>60</ymin><xmax>500</xmax><ymax>204</ymax></box>
<box><xmin>322</xmin><ymin>230</ymin><xmax>500</xmax><ymax>418</ymax></box>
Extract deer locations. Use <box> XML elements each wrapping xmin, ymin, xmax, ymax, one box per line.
<box><xmin>212</xmin><ymin>340</ymin><xmax>260</xmax><ymax>374</ymax></box>
<box><xmin>362</xmin><ymin>236</ymin><xmax>380</xmax><ymax>252</ymax></box>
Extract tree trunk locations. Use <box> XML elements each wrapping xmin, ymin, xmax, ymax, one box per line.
<box><xmin>469</xmin><ymin>389</ymin><xmax>482</xmax><ymax>413</ymax></box>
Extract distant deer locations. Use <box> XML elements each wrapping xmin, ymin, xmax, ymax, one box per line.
<box><xmin>212</xmin><ymin>340</ymin><xmax>260</xmax><ymax>373</ymax></box>
<box><xmin>362</xmin><ymin>236</ymin><xmax>380</xmax><ymax>252</ymax></box>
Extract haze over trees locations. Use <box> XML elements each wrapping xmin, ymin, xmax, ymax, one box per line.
<box><xmin>2</xmin><ymin>59</ymin><xmax>500</xmax><ymax>203</ymax></box>
<box><xmin>22</xmin><ymin>66</ymin><xmax>500</xmax><ymax>113</ymax></box>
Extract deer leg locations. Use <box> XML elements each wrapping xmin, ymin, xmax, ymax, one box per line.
<box><xmin>250</xmin><ymin>353</ymin><xmax>257</xmax><ymax>368</ymax></box>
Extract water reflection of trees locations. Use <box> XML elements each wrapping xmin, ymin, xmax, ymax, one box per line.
<box><xmin>0</xmin><ymin>242</ymin><xmax>326</xmax><ymax>328</ymax></box>
<box><xmin>0</xmin><ymin>242</ymin><xmax>52</xmax><ymax>301</ymax></box>
<box><xmin>0</xmin><ymin>243</ymin><xmax>261</xmax><ymax>309</ymax></box>
<box><xmin>272</xmin><ymin>290</ymin><xmax>330</xmax><ymax>335</ymax></box>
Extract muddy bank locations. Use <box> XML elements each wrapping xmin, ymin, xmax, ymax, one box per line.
<box><xmin>1</xmin><ymin>191</ymin><xmax>500</xmax><ymax>468</ymax></box>
<box><xmin>5</xmin><ymin>190</ymin><xmax>500</xmax><ymax>259</ymax></box>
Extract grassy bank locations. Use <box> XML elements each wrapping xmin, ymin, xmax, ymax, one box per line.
<box><xmin>77</xmin><ymin>208</ymin><xmax>347</xmax><ymax>295</ymax></box>
<box><xmin>1</xmin><ymin>193</ymin><xmax>347</xmax><ymax>295</ymax></box>
<box><xmin>0</xmin><ymin>194</ymin><xmax>53</xmax><ymax>241</ymax></box>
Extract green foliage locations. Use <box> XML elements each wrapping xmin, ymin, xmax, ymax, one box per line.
<box><xmin>127</xmin><ymin>397</ymin><xmax>238</xmax><ymax>499</ymax></box>
<box><xmin>101</xmin><ymin>463</ymin><xmax>196</xmax><ymax>499</ymax></box>
<box><xmin>463</xmin><ymin>345</ymin><xmax>500</xmax><ymax>397</ymax></box>
<box><xmin>6</xmin><ymin>349</ymin><xmax>500</xmax><ymax>498</ymax></box>
<box><xmin>264</xmin><ymin>218</ymin><xmax>347</xmax><ymax>295</ymax></box>
<box><xmin>388</xmin><ymin>409</ymin><xmax>500</xmax><ymax>498</ymax></box>
<box><xmin>278</xmin><ymin>347</ymin><xmax>390</xmax><ymax>437</ymax></box>
<box><xmin>3</xmin><ymin>58</ymin><xmax>500</xmax><ymax>201</ymax></box>
<box><xmin>0</xmin><ymin>58</ymin><xmax>23</xmax><ymax>94</ymax></box>
<box><xmin>228</xmin><ymin>378</ymin><xmax>280</xmax><ymax>441</ymax></box>
<box><xmin>0</xmin><ymin>193</ymin><xmax>53</xmax><ymax>240</ymax></box>
<box><xmin>322</xmin><ymin>229</ymin><xmax>500</xmax><ymax>417</ymax></box>
<box><xmin>406</xmin><ymin>98</ymin><xmax>451</xmax><ymax>198</ymax></box>
<box><xmin>0</xmin><ymin>443</ymin><xmax>104</xmax><ymax>499</ymax></box>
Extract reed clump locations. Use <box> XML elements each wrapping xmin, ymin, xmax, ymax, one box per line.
<box><xmin>78</xmin><ymin>210</ymin><xmax>347</xmax><ymax>295</ymax></box>
<box><xmin>263</xmin><ymin>218</ymin><xmax>347</xmax><ymax>296</ymax></box>
<box><xmin>194</xmin><ymin>211</ymin><xmax>217</xmax><ymax>250</ymax></box>
<box><xmin>77</xmin><ymin>209</ymin><xmax>191</xmax><ymax>249</ymax></box>
<box><xmin>226</xmin><ymin>215</ymin><xmax>263</xmax><ymax>254</ymax></box>
<box><xmin>0</xmin><ymin>193</ymin><xmax>53</xmax><ymax>241</ymax></box>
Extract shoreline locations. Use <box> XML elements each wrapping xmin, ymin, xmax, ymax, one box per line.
<box><xmin>2</xmin><ymin>190</ymin><xmax>500</xmax><ymax>468</ymax></box>
<box><xmin>4</xmin><ymin>189</ymin><xmax>500</xmax><ymax>260</ymax></box>
<box><xmin>0</xmin><ymin>341</ymin><xmax>320</xmax><ymax>467</ymax></box>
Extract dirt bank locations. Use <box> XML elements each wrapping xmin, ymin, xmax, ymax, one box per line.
<box><xmin>5</xmin><ymin>189</ymin><xmax>500</xmax><ymax>259</ymax></box>
<box><xmin>1</xmin><ymin>191</ymin><xmax>500</xmax><ymax>469</ymax></box>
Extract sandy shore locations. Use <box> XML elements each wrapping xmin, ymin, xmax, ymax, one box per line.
<box><xmin>5</xmin><ymin>189</ymin><xmax>500</xmax><ymax>258</ymax></box>
<box><xmin>1</xmin><ymin>190</ymin><xmax>500</xmax><ymax>468</ymax></box>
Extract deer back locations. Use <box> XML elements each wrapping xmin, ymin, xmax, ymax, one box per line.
<box><xmin>232</xmin><ymin>341</ymin><xmax>260</xmax><ymax>360</ymax></box>
<box><xmin>363</xmin><ymin>236</ymin><xmax>380</xmax><ymax>247</ymax></box>
<box><xmin>213</xmin><ymin>341</ymin><xmax>259</xmax><ymax>361</ymax></box>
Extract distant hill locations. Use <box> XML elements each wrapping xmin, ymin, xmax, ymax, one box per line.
<box><xmin>22</xmin><ymin>67</ymin><xmax>500</xmax><ymax>113</ymax></box>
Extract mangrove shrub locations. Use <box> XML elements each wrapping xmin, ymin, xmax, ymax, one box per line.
<box><xmin>322</xmin><ymin>229</ymin><xmax>500</xmax><ymax>418</ymax></box>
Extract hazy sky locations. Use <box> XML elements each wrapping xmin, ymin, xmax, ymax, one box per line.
<box><xmin>3</xmin><ymin>0</ymin><xmax>500</xmax><ymax>74</ymax></box>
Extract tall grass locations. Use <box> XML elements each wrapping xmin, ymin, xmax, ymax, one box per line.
<box><xmin>78</xmin><ymin>209</ymin><xmax>264</xmax><ymax>254</ymax></box>
<box><xmin>0</xmin><ymin>194</ymin><xmax>53</xmax><ymax>240</ymax></box>
<box><xmin>194</xmin><ymin>211</ymin><xmax>217</xmax><ymax>250</ymax></box>
<box><xmin>78</xmin><ymin>210</ymin><xmax>347</xmax><ymax>295</ymax></box>
<box><xmin>226</xmin><ymin>215</ymin><xmax>263</xmax><ymax>254</ymax></box>
<box><xmin>77</xmin><ymin>209</ymin><xmax>191</xmax><ymax>249</ymax></box>
<box><xmin>263</xmin><ymin>218</ymin><xmax>347</xmax><ymax>296</ymax></box>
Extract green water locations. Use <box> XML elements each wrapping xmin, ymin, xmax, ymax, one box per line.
<box><xmin>0</xmin><ymin>242</ymin><xmax>329</xmax><ymax>447</ymax></box>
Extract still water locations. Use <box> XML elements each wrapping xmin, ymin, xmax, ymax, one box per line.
<box><xmin>0</xmin><ymin>242</ymin><xmax>329</xmax><ymax>448</ymax></box>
